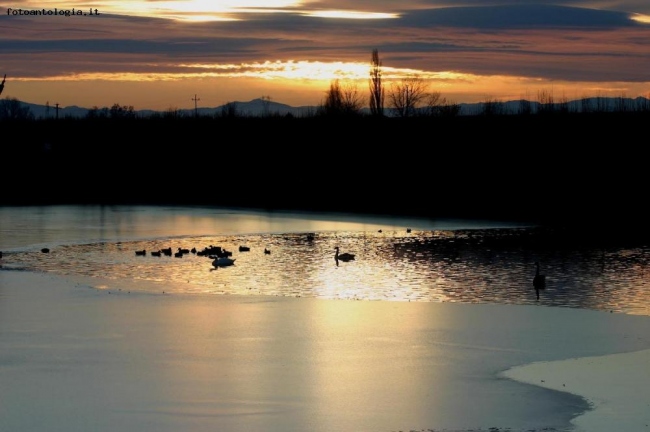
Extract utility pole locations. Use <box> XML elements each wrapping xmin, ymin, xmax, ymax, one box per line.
<box><xmin>55</xmin><ymin>103</ymin><xmax>60</xmax><ymax>119</ymax></box>
<box><xmin>192</xmin><ymin>94</ymin><xmax>200</xmax><ymax>117</ymax></box>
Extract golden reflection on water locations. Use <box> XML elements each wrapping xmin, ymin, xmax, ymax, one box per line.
<box><xmin>2</xmin><ymin>228</ymin><xmax>650</xmax><ymax>316</ymax></box>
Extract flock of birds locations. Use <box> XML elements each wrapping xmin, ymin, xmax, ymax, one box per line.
<box><xmin>132</xmin><ymin>238</ymin><xmax>547</xmax><ymax>299</ymax></box>
<box><xmin>131</xmin><ymin>244</ymin><xmax>547</xmax><ymax>300</ymax></box>
<box><xmin>135</xmin><ymin>245</ymin><xmax>246</xmax><ymax>268</ymax></box>
<box><xmin>133</xmin><ymin>242</ymin><xmax>358</xmax><ymax>270</ymax></box>
<box><xmin>1</xmin><ymin>228</ymin><xmax>547</xmax><ymax>300</ymax></box>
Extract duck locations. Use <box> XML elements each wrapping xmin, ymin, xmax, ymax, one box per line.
<box><xmin>239</xmin><ymin>246</ymin><xmax>250</xmax><ymax>252</ymax></box>
<box><xmin>334</xmin><ymin>246</ymin><xmax>355</xmax><ymax>262</ymax></box>
<box><xmin>533</xmin><ymin>261</ymin><xmax>546</xmax><ymax>290</ymax></box>
<box><xmin>151</xmin><ymin>250</ymin><xmax>162</xmax><ymax>257</ymax></box>
<box><xmin>264</xmin><ymin>248</ymin><xmax>271</xmax><ymax>255</ymax></box>
<box><xmin>135</xmin><ymin>249</ymin><xmax>146</xmax><ymax>256</ymax></box>
<box><xmin>212</xmin><ymin>257</ymin><xmax>236</xmax><ymax>267</ymax></box>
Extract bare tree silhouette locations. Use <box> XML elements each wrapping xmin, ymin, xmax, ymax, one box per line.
<box><xmin>0</xmin><ymin>97</ymin><xmax>34</xmax><ymax>120</ymax></box>
<box><xmin>369</xmin><ymin>49</ymin><xmax>384</xmax><ymax>117</ymax></box>
<box><xmin>388</xmin><ymin>76</ymin><xmax>428</xmax><ymax>117</ymax></box>
<box><xmin>321</xmin><ymin>79</ymin><xmax>363</xmax><ymax>116</ymax></box>
<box><xmin>422</xmin><ymin>91</ymin><xmax>459</xmax><ymax>117</ymax></box>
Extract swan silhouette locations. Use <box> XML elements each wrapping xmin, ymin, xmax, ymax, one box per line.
<box><xmin>334</xmin><ymin>247</ymin><xmax>355</xmax><ymax>262</ymax></box>
<box><xmin>533</xmin><ymin>261</ymin><xmax>546</xmax><ymax>299</ymax></box>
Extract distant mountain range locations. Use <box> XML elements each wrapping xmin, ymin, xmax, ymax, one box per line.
<box><xmin>8</xmin><ymin>96</ymin><xmax>650</xmax><ymax>119</ymax></box>
<box><xmin>11</xmin><ymin>98</ymin><xmax>318</xmax><ymax>119</ymax></box>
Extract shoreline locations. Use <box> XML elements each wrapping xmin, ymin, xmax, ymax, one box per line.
<box><xmin>502</xmin><ymin>348</ymin><xmax>650</xmax><ymax>432</ymax></box>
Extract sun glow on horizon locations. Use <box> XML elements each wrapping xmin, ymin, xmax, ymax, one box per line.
<box><xmin>631</xmin><ymin>13</ymin><xmax>650</xmax><ymax>24</ymax></box>
<box><xmin>13</xmin><ymin>61</ymin><xmax>472</xmax><ymax>83</ymax></box>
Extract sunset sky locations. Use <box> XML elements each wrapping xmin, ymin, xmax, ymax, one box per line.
<box><xmin>1</xmin><ymin>0</ymin><xmax>650</xmax><ymax>111</ymax></box>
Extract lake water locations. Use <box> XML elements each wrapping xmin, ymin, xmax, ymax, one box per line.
<box><xmin>4</xmin><ymin>205</ymin><xmax>650</xmax><ymax>432</ymax></box>
<box><xmin>1</xmin><ymin>205</ymin><xmax>649</xmax><ymax>316</ymax></box>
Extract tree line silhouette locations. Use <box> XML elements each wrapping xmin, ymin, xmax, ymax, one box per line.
<box><xmin>1</xmin><ymin>52</ymin><xmax>648</xmax><ymax>238</ymax></box>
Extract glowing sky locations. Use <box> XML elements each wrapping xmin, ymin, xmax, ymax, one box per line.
<box><xmin>1</xmin><ymin>0</ymin><xmax>650</xmax><ymax>110</ymax></box>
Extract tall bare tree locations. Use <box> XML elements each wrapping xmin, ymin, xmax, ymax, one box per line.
<box><xmin>369</xmin><ymin>49</ymin><xmax>384</xmax><ymax>117</ymax></box>
<box><xmin>388</xmin><ymin>76</ymin><xmax>428</xmax><ymax>117</ymax></box>
<box><xmin>323</xmin><ymin>80</ymin><xmax>342</xmax><ymax>114</ymax></box>
<box><xmin>422</xmin><ymin>91</ymin><xmax>444</xmax><ymax>116</ymax></box>
<box><xmin>341</xmin><ymin>81</ymin><xmax>363</xmax><ymax>114</ymax></box>
<box><xmin>321</xmin><ymin>79</ymin><xmax>363</xmax><ymax>116</ymax></box>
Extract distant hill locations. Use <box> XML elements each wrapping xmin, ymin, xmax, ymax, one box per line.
<box><xmin>14</xmin><ymin>98</ymin><xmax>318</xmax><ymax>119</ymax></box>
<box><xmin>5</xmin><ymin>96</ymin><xmax>650</xmax><ymax>119</ymax></box>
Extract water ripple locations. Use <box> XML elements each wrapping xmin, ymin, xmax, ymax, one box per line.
<box><xmin>2</xmin><ymin>228</ymin><xmax>649</xmax><ymax>316</ymax></box>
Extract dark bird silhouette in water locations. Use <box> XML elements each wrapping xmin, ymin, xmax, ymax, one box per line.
<box><xmin>533</xmin><ymin>261</ymin><xmax>546</xmax><ymax>300</ymax></box>
<box><xmin>335</xmin><ymin>247</ymin><xmax>355</xmax><ymax>262</ymax></box>
<box><xmin>0</xmin><ymin>74</ymin><xmax>5</xmax><ymax>97</ymax></box>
